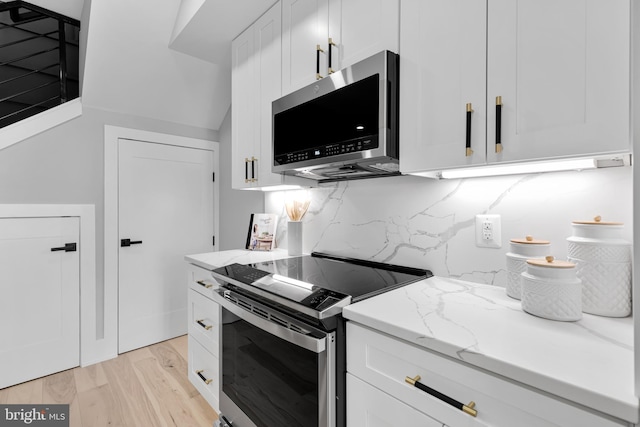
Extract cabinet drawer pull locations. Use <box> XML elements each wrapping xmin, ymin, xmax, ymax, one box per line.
<box><xmin>405</xmin><ymin>375</ymin><xmax>477</xmax><ymax>417</ymax></box>
<box><xmin>316</xmin><ymin>44</ymin><xmax>324</xmax><ymax>80</ymax></box>
<box><xmin>328</xmin><ymin>38</ymin><xmax>337</xmax><ymax>74</ymax></box>
<box><xmin>196</xmin><ymin>369</ymin><xmax>213</xmax><ymax>385</ymax></box>
<box><xmin>465</xmin><ymin>103</ymin><xmax>474</xmax><ymax>157</ymax></box>
<box><xmin>196</xmin><ymin>280</ymin><xmax>213</xmax><ymax>289</ymax></box>
<box><xmin>245</xmin><ymin>157</ymin><xmax>249</xmax><ymax>183</ymax></box>
<box><xmin>495</xmin><ymin>96</ymin><xmax>503</xmax><ymax>153</ymax></box>
<box><xmin>196</xmin><ymin>319</ymin><xmax>213</xmax><ymax>330</ymax></box>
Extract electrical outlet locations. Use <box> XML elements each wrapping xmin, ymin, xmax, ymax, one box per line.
<box><xmin>476</xmin><ymin>214</ymin><xmax>501</xmax><ymax>248</ymax></box>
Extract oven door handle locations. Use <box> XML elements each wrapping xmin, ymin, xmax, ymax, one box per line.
<box><xmin>212</xmin><ymin>291</ymin><xmax>327</xmax><ymax>354</ymax></box>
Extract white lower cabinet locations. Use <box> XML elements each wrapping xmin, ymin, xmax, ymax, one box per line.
<box><xmin>347</xmin><ymin>322</ymin><xmax>630</xmax><ymax>427</ymax></box>
<box><xmin>188</xmin><ymin>336</ymin><xmax>220</xmax><ymax>410</ymax></box>
<box><xmin>187</xmin><ymin>263</ymin><xmax>221</xmax><ymax>412</ymax></box>
<box><xmin>348</xmin><ymin>373</ymin><xmax>443</xmax><ymax>427</ymax></box>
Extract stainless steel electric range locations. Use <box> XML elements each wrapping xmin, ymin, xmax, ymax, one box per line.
<box><xmin>211</xmin><ymin>252</ymin><xmax>432</xmax><ymax>427</ymax></box>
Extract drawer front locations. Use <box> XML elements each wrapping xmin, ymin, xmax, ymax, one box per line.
<box><xmin>187</xmin><ymin>263</ymin><xmax>221</xmax><ymax>299</ymax></box>
<box><xmin>188</xmin><ymin>336</ymin><xmax>219</xmax><ymax>412</ymax></box>
<box><xmin>348</xmin><ymin>373</ymin><xmax>443</xmax><ymax>427</ymax></box>
<box><xmin>188</xmin><ymin>289</ymin><xmax>220</xmax><ymax>355</ymax></box>
<box><xmin>347</xmin><ymin>323</ymin><xmax>626</xmax><ymax>427</ymax></box>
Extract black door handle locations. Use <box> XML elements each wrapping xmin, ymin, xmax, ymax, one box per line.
<box><xmin>51</xmin><ymin>242</ymin><xmax>77</xmax><ymax>252</ymax></box>
<box><xmin>121</xmin><ymin>238</ymin><xmax>142</xmax><ymax>247</ymax></box>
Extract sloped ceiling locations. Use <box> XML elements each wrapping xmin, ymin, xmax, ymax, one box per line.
<box><xmin>19</xmin><ymin>0</ymin><xmax>270</xmax><ymax>131</ymax></box>
<box><xmin>169</xmin><ymin>0</ymin><xmax>277</xmax><ymax>69</ymax></box>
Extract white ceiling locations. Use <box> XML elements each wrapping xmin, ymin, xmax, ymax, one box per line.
<box><xmin>24</xmin><ymin>0</ymin><xmax>272</xmax><ymax>131</ymax></box>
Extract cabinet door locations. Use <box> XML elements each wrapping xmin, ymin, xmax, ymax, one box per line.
<box><xmin>328</xmin><ymin>0</ymin><xmax>399</xmax><ymax>71</ymax></box>
<box><xmin>254</xmin><ymin>2</ymin><xmax>285</xmax><ymax>187</ymax></box>
<box><xmin>232</xmin><ymin>26</ymin><xmax>257</xmax><ymax>189</ymax></box>
<box><xmin>282</xmin><ymin>0</ymin><xmax>329</xmax><ymax>94</ymax></box>
<box><xmin>0</xmin><ymin>217</ymin><xmax>79</xmax><ymax>388</ymax></box>
<box><xmin>348</xmin><ymin>374</ymin><xmax>443</xmax><ymax>427</ymax></box>
<box><xmin>399</xmin><ymin>0</ymin><xmax>487</xmax><ymax>174</ymax></box>
<box><xmin>486</xmin><ymin>0</ymin><xmax>630</xmax><ymax>164</ymax></box>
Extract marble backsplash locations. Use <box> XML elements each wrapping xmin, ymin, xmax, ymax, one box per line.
<box><xmin>265</xmin><ymin>166</ymin><xmax>632</xmax><ymax>287</ymax></box>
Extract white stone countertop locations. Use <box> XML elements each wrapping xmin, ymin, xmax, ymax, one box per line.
<box><xmin>343</xmin><ymin>276</ymin><xmax>638</xmax><ymax>424</ymax></box>
<box><xmin>185</xmin><ymin>248</ymin><xmax>296</xmax><ymax>270</ymax></box>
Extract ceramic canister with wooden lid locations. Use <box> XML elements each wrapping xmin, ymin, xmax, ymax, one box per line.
<box><xmin>506</xmin><ymin>236</ymin><xmax>550</xmax><ymax>300</ymax></box>
<box><xmin>521</xmin><ymin>256</ymin><xmax>582</xmax><ymax>321</ymax></box>
<box><xmin>567</xmin><ymin>216</ymin><xmax>631</xmax><ymax>317</ymax></box>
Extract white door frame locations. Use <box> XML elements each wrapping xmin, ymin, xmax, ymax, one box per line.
<box><xmin>0</xmin><ymin>204</ymin><xmax>95</xmax><ymax>366</ymax></box>
<box><xmin>104</xmin><ymin>125</ymin><xmax>219</xmax><ymax>359</ymax></box>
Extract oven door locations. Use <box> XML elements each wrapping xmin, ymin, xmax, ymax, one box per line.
<box><xmin>212</xmin><ymin>289</ymin><xmax>335</xmax><ymax>427</ymax></box>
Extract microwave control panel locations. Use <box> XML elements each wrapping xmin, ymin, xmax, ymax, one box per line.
<box><xmin>275</xmin><ymin>136</ymin><xmax>378</xmax><ymax>165</ymax></box>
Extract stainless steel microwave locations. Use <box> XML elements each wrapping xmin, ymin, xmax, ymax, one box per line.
<box><xmin>272</xmin><ymin>50</ymin><xmax>399</xmax><ymax>182</ymax></box>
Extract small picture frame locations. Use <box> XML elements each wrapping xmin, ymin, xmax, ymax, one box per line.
<box><xmin>246</xmin><ymin>213</ymin><xmax>278</xmax><ymax>251</ymax></box>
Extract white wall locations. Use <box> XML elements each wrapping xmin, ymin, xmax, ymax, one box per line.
<box><xmin>0</xmin><ymin>106</ymin><xmax>217</xmax><ymax>342</ymax></box>
<box><xmin>266</xmin><ymin>166</ymin><xmax>632</xmax><ymax>286</ymax></box>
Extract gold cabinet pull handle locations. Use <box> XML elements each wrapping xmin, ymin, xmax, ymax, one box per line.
<box><xmin>328</xmin><ymin>38</ymin><xmax>337</xmax><ymax>74</ymax></box>
<box><xmin>196</xmin><ymin>370</ymin><xmax>213</xmax><ymax>385</ymax></box>
<box><xmin>495</xmin><ymin>96</ymin><xmax>503</xmax><ymax>153</ymax></box>
<box><xmin>196</xmin><ymin>319</ymin><xmax>212</xmax><ymax>330</ymax></box>
<box><xmin>196</xmin><ymin>280</ymin><xmax>213</xmax><ymax>289</ymax></box>
<box><xmin>405</xmin><ymin>374</ymin><xmax>478</xmax><ymax>417</ymax></box>
<box><xmin>465</xmin><ymin>103</ymin><xmax>474</xmax><ymax>157</ymax></box>
<box><xmin>316</xmin><ymin>44</ymin><xmax>324</xmax><ymax>80</ymax></box>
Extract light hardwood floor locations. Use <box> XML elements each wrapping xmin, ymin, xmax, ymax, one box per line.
<box><xmin>0</xmin><ymin>335</ymin><xmax>218</xmax><ymax>427</ymax></box>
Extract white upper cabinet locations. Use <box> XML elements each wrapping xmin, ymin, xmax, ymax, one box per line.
<box><xmin>282</xmin><ymin>0</ymin><xmax>399</xmax><ymax>95</ymax></box>
<box><xmin>232</xmin><ymin>3</ymin><xmax>290</xmax><ymax>189</ymax></box>
<box><xmin>486</xmin><ymin>0</ymin><xmax>630</xmax><ymax>164</ymax></box>
<box><xmin>400</xmin><ymin>0</ymin><xmax>631</xmax><ymax>175</ymax></box>
<box><xmin>399</xmin><ymin>0</ymin><xmax>487</xmax><ymax>173</ymax></box>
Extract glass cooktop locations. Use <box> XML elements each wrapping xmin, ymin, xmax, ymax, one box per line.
<box><xmin>211</xmin><ymin>252</ymin><xmax>432</xmax><ymax>319</ymax></box>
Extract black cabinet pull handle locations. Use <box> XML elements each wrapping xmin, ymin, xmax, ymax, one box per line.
<box><xmin>196</xmin><ymin>319</ymin><xmax>213</xmax><ymax>330</ymax></box>
<box><xmin>196</xmin><ymin>280</ymin><xmax>213</xmax><ymax>289</ymax></box>
<box><xmin>465</xmin><ymin>103</ymin><xmax>474</xmax><ymax>157</ymax></box>
<box><xmin>196</xmin><ymin>369</ymin><xmax>212</xmax><ymax>385</ymax></box>
<box><xmin>328</xmin><ymin>38</ymin><xmax>336</xmax><ymax>74</ymax></box>
<box><xmin>250</xmin><ymin>156</ymin><xmax>256</xmax><ymax>182</ymax></box>
<box><xmin>120</xmin><ymin>239</ymin><xmax>142</xmax><ymax>247</ymax></box>
<box><xmin>51</xmin><ymin>242</ymin><xmax>77</xmax><ymax>252</ymax></box>
<box><xmin>245</xmin><ymin>157</ymin><xmax>249</xmax><ymax>183</ymax></box>
<box><xmin>405</xmin><ymin>375</ymin><xmax>477</xmax><ymax>417</ymax></box>
<box><xmin>316</xmin><ymin>44</ymin><xmax>324</xmax><ymax>80</ymax></box>
<box><xmin>495</xmin><ymin>96</ymin><xmax>503</xmax><ymax>153</ymax></box>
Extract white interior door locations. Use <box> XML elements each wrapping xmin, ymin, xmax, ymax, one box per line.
<box><xmin>118</xmin><ymin>139</ymin><xmax>214</xmax><ymax>353</ymax></box>
<box><xmin>0</xmin><ymin>217</ymin><xmax>79</xmax><ymax>388</ymax></box>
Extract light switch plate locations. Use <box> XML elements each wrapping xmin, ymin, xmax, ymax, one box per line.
<box><xmin>475</xmin><ymin>214</ymin><xmax>501</xmax><ymax>248</ymax></box>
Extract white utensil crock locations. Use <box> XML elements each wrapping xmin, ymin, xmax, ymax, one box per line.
<box><xmin>288</xmin><ymin>221</ymin><xmax>303</xmax><ymax>256</ymax></box>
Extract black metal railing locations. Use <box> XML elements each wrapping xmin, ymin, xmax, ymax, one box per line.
<box><xmin>0</xmin><ymin>1</ymin><xmax>80</xmax><ymax>128</ymax></box>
